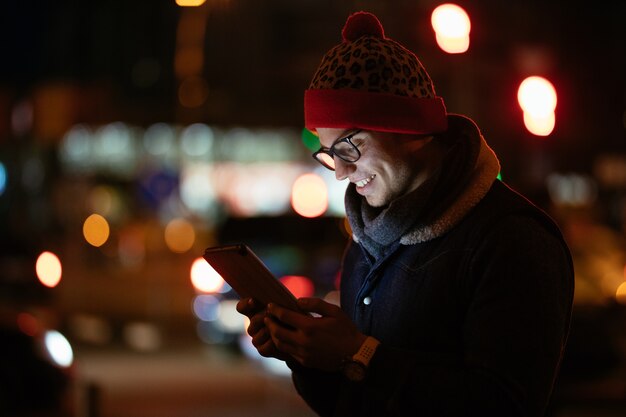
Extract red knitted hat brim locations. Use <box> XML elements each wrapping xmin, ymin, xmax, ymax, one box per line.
<box><xmin>304</xmin><ymin>89</ymin><xmax>448</xmax><ymax>134</ymax></box>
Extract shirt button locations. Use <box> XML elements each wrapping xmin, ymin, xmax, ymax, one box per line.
<box><xmin>363</xmin><ymin>296</ymin><xmax>372</xmax><ymax>305</ymax></box>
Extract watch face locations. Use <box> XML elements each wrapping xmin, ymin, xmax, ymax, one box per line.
<box><xmin>343</xmin><ymin>361</ymin><xmax>367</xmax><ymax>382</ymax></box>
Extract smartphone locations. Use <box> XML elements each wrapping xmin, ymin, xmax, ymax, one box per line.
<box><xmin>203</xmin><ymin>244</ymin><xmax>302</xmax><ymax>312</ymax></box>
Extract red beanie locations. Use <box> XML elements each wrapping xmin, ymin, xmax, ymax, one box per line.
<box><xmin>304</xmin><ymin>12</ymin><xmax>447</xmax><ymax>135</ymax></box>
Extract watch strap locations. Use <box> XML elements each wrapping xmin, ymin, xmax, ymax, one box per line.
<box><xmin>353</xmin><ymin>336</ymin><xmax>380</xmax><ymax>367</ymax></box>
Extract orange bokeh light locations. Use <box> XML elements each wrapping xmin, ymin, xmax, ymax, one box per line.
<box><xmin>291</xmin><ymin>173</ymin><xmax>328</xmax><ymax>218</ymax></box>
<box><xmin>165</xmin><ymin>218</ymin><xmax>196</xmax><ymax>253</ymax></box>
<box><xmin>83</xmin><ymin>213</ymin><xmax>110</xmax><ymax>247</ymax></box>
<box><xmin>616</xmin><ymin>282</ymin><xmax>626</xmax><ymax>305</ymax></box>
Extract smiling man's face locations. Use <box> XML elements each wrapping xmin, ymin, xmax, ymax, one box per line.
<box><xmin>316</xmin><ymin>128</ymin><xmax>433</xmax><ymax>208</ymax></box>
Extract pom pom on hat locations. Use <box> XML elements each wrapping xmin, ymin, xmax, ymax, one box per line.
<box><xmin>341</xmin><ymin>11</ymin><xmax>385</xmax><ymax>42</ymax></box>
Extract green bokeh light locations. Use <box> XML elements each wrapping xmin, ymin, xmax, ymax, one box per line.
<box><xmin>301</xmin><ymin>128</ymin><xmax>320</xmax><ymax>152</ymax></box>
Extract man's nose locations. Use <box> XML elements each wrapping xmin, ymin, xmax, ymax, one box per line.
<box><xmin>334</xmin><ymin>157</ymin><xmax>354</xmax><ymax>181</ymax></box>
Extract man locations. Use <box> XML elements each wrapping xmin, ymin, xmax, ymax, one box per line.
<box><xmin>237</xmin><ymin>11</ymin><xmax>574</xmax><ymax>417</ymax></box>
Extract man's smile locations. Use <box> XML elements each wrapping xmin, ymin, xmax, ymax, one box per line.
<box><xmin>354</xmin><ymin>174</ymin><xmax>376</xmax><ymax>188</ymax></box>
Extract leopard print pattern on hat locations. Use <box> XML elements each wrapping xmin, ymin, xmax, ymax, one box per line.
<box><xmin>309</xmin><ymin>36</ymin><xmax>436</xmax><ymax>98</ymax></box>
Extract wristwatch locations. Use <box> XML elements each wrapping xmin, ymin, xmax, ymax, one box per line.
<box><xmin>341</xmin><ymin>336</ymin><xmax>380</xmax><ymax>382</ymax></box>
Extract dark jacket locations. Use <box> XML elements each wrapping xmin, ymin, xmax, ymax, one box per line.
<box><xmin>290</xmin><ymin>179</ymin><xmax>574</xmax><ymax>417</ymax></box>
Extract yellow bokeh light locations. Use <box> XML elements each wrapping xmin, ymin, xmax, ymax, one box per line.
<box><xmin>434</xmin><ymin>34</ymin><xmax>470</xmax><ymax>54</ymax></box>
<box><xmin>36</xmin><ymin>251</ymin><xmax>62</xmax><ymax>288</ymax></box>
<box><xmin>291</xmin><ymin>173</ymin><xmax>328</xmax><ymax>218</ymax></box>
<box><xmin>431</xmin><ymin>4</ymin><xmax>471</xmax><ymax>54</ymax></box>
<box><xmin>165</xmin><ymin>218</ymin><xmax>196</xmax><ymax>253</ymax></box>
<box><xmin>176</xmin><ymin>0</ymin><xmax>206</xmax><ymax>6</ymax></box>
<box><xmin>517</xmin><ymin>76</ymin><xmax>557</xmax><ymax>117</ymax></box>
<box><xmin>523</xmin><ymin>111</ymin><xmax>556</xmax><ymax>137</ymax></box>
<box><xmin>190</xmin><ymin>258</ymin><xmax>225</xmax><ymax>293</ymax></box>
<box><xmin>83</xmin><ymin>214</ymin><xmax>110</xmax><ymax>247</ymax></box>
<box><xmin>616</xmin><ymin>282</ymin><xmax>626</xmax><ymax>305</ymax></box>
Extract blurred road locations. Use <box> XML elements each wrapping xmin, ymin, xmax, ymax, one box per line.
<box><xmin>74</xmin><ymin>344</ymin><xmax>317</xmax><ymax>417</ymax></box>
<box><xmin>72</xmin><ymin>341</ymin><xmax>626</xmax><ymax>417</ymax></box>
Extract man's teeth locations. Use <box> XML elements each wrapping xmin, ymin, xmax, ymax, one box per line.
<box><xmin>356</xmin><ymin>175</ymin><xmax>375</xmax><ymax>188</ymax></box>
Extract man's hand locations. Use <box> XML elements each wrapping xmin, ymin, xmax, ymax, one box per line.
<box><xmin>265</xmin><ymin>297</ymin><xmax>367</xmax><ymax>372</ymax></box>
<box><xmin>236</xmin><ymin>297</ymin><xmax>290</xmax><ymax>361</ymax></box>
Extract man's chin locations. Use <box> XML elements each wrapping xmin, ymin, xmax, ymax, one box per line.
<box><xmin>364</xmin><ymin>195</ymin><xmax>387</xmax><ymax>208</ymax></box>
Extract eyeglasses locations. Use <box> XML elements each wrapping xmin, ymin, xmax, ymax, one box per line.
<box><xmin>312</xmin><ymin>130</ymin><xmax>362</xmax><ymax>171</ymax></box>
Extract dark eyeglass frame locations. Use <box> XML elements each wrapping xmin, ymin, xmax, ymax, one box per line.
<box><xmin>312</xmin><ymin>130</ymin><xmax>362</xmax><ymax>171</ymax></box>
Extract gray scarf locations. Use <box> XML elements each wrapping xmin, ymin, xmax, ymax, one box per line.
<box><xmin>345</xmin><ymin>115</ymin><xmax>494</xmax><ymax>260</ymax></box>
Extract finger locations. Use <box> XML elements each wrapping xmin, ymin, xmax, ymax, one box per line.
<box><xmin>251</xmin><ymin>327</ymin><xmax>271</xmax><ymax>348</ymax></box>
<box><xmin>265</xmin><ymin>317</ymin><xmax>301</xmax><ymax>356</ymax></box>
<box><xmin>297</xmin><ymin>297</ymin><xmax>342</xmax><ymax>317</ymax></box>
<box><xmin>256</xmin><ymin>336</ymin><xmax>281</xmax><ymax>358</ymax></box>
<box><xmin>267</xmin><ymin>303</ymin><xmax>311</xmax><ymax>329</ymax></box>
<box><xmin>236</xmin><ymin>298</ymin><xmax>263</xmax><ymax>316</ymax></box>
<box><xmin>247</xmin><ymin>313</ymin><xmax>266</xmax><ymax>336</ymax></box>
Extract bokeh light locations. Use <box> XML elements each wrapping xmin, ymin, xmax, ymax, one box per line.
<box><xmin>190</xmin><ymin>257</ymin><xmax>225</xmax><ymax>293</ymax></box>
<box><xmin>176</xmin><ymin>0</ymin><xmax>207</xmax><ymax>8</ymax></box>
<box><xmin>280</xmin><ymin>275</ymin><xmax>315</xmax><ymax>299</ymax></box>
<box><xmin>88</xmin><ymin>185</ymin><xmax>125</xmax><ymax>222</ymax></box>
<box><xmin>518</xmin><ymin>76</ymin><xmax>557</xmax><ymax>116</ymax></box>
<box><xmin>83</xmin><ymin>214</ymin><xmax>110</xmax><ymax>247</ymax></box>
<box><xmin>616</xmin><ymin>281</ymin><xmax>626</xmax><ymax>305</ymax></box>
<box><xmin>17</xmin><ymin>312</ymin><xmax>41</xmax><ymax>337</ymax></box>
<box><xmin>317</xmin><ymin>167</ymin><xmax>347</xmax><ymax>216</ymax></box>
<box><xmin>143</xmin><ymin>123</ymin><xmax>176</xmax><ymax>157</ymax></box>
<box><xmin>35</xmin><ymin>251</ymin><xmax>62</xmax><ymax>288</ymax></box>
<box><xmin>44</xmin><ymin>330</ymin><xmax>74</xmax><ymax>368</ymax></box>
<box><xmin>192</xmin><ymin>294</ymin><xmax>220</xmax><ymax>321</ymax></box>
<box><xmin>0</xmin><ymin>161</ymin><xmax>7</xmax><ymax>196</ymax></box>
<box><xmin>164</xmin><ymin>218</ymin><xmax>195</xmax><ymax>253</ymax></box>
<box><xmin>180</xmin><ymin>165</ymin><xmax>217</xmax><ymax>215</ymax></box>
<box><xmin>431</xmin><ymin>4</ymin><xmax>471</xmax><ymax>53</ymax></box>
<box><xmin>518</xmin><ymin>76</ymin><xmax>557</xmax><ymax>136</ymax></box>
<box><xmin>301</xmin><ymin>128</ymin><xmax>320</xmax><ymax>152</ymax></box>
<box><xmin>216</xmin><ymin>300</ymin><xmax>246</xmax><ymax>332</ymax></box>
<box><xmin>523</xmin><ymin>112</ymin><xmax>556</xmax><ymax>137</ymax></box>
<box><xmin>291</xmin><ymin>173</ymin><xmax>328</xmax><ymax>218</ymax></box>
<box><xmin>123</xmin><ymin>322</ymin><xmax>162</xmax><ymax>352</ymax></box>
<box><xmin>94</xmin><ymin>122</ymin><xmax>137</xmax><ymax>177</ymax></box>
<box><xmin>181</xmin><ymin>123</ymin><xmax>214</xmax><ymax>158</ymax></box>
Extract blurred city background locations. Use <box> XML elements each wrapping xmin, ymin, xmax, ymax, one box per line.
<box><xmin>0</xmin><ymin>0</ymin><xmax>624</xmax><ymax>416</ymax></box>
